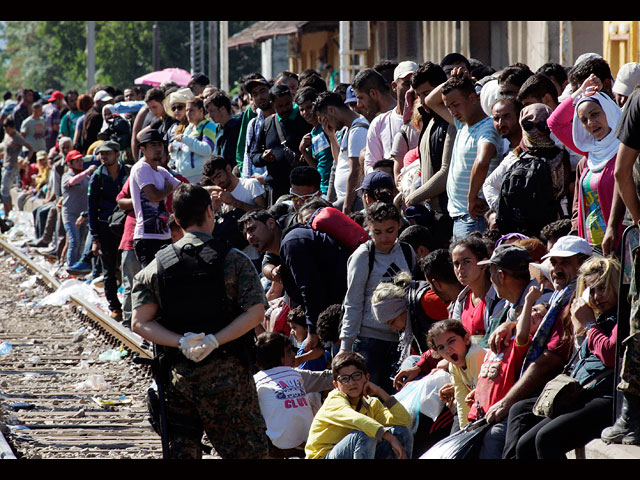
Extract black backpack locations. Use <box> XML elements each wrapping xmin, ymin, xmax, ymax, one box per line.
<box><xmin>496</xmin><ymin>150</ymin><xmax>561</xmax><ymax>236</ymax></box>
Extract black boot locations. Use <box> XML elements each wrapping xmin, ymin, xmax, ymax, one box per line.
<box><xmin>601</xmin><ymin>392</ymin><xmax>640</xmax><ymax>445</ymax></box>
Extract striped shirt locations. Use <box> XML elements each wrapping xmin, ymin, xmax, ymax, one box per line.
<box><xmin>446</xmin><ymin>116</ymin><xmax>503</xmax><ymax>218</ymax></box>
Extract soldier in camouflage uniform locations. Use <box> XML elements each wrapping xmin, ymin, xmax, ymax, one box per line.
<box><xmin>132</xmin><ymin>182</ymin><xmax>269</xmax><ymax>458</ymax></box>
<box><xmin>603</xmin><ymin>87</ymin><xmax>640</xmax><ymax>445</ymax></box>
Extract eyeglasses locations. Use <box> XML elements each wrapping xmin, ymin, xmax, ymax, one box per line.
<box><xmin>171</xmin><ymin>104</ymin><xmax>185</xmax><ymax>112</ymax></box>
<box><xmin>336</xmin><ymin>371</ymin><xmax>364</xmax><ymax>384</ymax></box>
<box><xmin>289</xmin><ymin>189</ymin><xmax>319</xmax><ymax>202</ymax></box>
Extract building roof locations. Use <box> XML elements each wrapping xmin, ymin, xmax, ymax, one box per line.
<box><xmin>228</xmin><ymin>21</ymin><xmax>308</xmax><ymax>48</ymax></box>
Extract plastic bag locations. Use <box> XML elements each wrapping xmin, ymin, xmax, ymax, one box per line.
<box><xmin>395</xmin><ymin>377</ymin><xmax>424</xmax><ymax>433</ymax></box>
<box><xmin>420</xmin><ymin>368</ymin><xmax>451</xmax><ymax>420</ymax></box>
<box><xmin>73</xmin><ymin>374</ymin><xmax>109</xmax><ymax>391</ymax></box>
<box><xmin>98</xmin><ymin>347</ymin><xmax>128</xmax><ymax>362</ymax></box>
<box><xmin>420</xmin><ymin>418</ymin><xmax>491</xmax><ymax>459</ymax></box>
<box><xmin>38</xmin><ymin>278</ymin><xmax>109</xmax><ymax>311</ymax></box>
<box><xmin>396</xmin><ymin>368</ymin><xmax>451</xmax><ymax>433</ymax></box>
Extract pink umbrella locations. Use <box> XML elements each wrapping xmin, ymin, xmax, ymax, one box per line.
<box><xmin>134</xmin><ymin>68</ymin><xmax>193</xmax><ymax>87</ymax></box>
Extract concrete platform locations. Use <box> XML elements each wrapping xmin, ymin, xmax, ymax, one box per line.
<box><xmin>581</xmin><ymin>439</ymin><xmax>640</xmax><ymax>459</ymax></box>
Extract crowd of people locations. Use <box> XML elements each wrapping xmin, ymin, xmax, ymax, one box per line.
<box><xmin>2</xmin><ymin>51</ymin><xmax>640</xmax><ymax>460</ymax></box>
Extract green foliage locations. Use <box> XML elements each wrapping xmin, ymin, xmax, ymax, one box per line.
<box><xmin>0</xmin><ymin>21</ymin><xmax>260</xmax><ymax>95</ymax></box>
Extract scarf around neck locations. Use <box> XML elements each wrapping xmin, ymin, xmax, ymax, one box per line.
<box><xmin>572</xmin><ymin>92</ymin><xmax>622</xmax><ymax>172</ymax></box>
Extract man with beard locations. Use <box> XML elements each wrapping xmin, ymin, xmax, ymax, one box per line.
<box><xmin>313</xmin><ymin>91</ymin><xmax>369</xmax><ymax>215</ymax></box>
<box><xmin>86</xmin><ymin>140</ymin><xmax>130</xmax><ymax>320</ymax></box>
<box><xmin>482</xmin><ymin>235</ymin><xmax>592</xmax><ymax>458</ymax></box>
<box><xmin>352</xmin><ymin>68</ymin><xmax>403</xmax><ymax>175</ymax></box>
<box><xmin>202</xmin><ymin>155</ymin><xmax>266</xmax><ymax>254</ymax></box>
<box><xmin>250</xmin><ymin>83</ymin><xmax>312</xmax><ymax>202</ymax></box>
<box><xmin>491</xmin><ymin>96</ymin><xmax>523</xmax><ymax>155</ymax></box>
<box><xmin>129</xmin><ymin>129</ymin><xmax>182</xmax><ymax>267</ymax></box>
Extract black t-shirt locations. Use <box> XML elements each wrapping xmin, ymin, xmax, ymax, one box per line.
<box><xmin>616</xmin><ymin>87</ymin><xmax>640</xmax><ymax>199</ymax></box>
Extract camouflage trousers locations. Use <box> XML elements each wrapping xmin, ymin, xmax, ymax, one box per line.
<box><xmin>164</xmin><ymin>354</ymin><xmax>268</xmax><ymax>459</ymax></box>
<box><xmin>620</xmin><ymin>244</ymin><xmax>640</xmax><ymax>396</ymax></box>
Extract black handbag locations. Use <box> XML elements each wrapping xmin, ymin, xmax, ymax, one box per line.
<box><xmin>108</xmin><ymin>206</ymin><xmax>128</xmax><ymax>237</ymax></box>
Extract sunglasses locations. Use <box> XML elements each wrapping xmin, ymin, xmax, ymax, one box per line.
<box><xmin>289</xmin><ymin>189</ymin><xmax>319</xmax><ymax>202</ymax></box>
<box><xmin>336</xmin><ymin>371</ymin><xmax>364</xmax><ymax>384</ymax></box>
<box><xmin>171</xmin><ymin>104</ymin><xmax>185</xmax><ymax>112</ymax></box>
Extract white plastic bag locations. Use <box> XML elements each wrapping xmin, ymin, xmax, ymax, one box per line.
<box><xmin>420</xmin><ymin>369</ymin><xmax>452</xmax><ymax>421</ymax></box>
<box><xmin>395</xmin><ymin>368</ymin><xmax>452</xmax><ymax>432</ymax></box>
<box><xmin>38</xmin><ymin>278</ymin><xmax>109</xmax><ymax>310</ymax></box>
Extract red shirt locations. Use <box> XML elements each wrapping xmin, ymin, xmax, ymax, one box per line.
<box><xmin>461</xmin><ymin>293</ymin><xmax>487</xmax><ymax>336</ymax></box>
<box><xmin>468</xmin><ymin>339</ymin><xmax>529</xmax><ymax>421</ymax></box>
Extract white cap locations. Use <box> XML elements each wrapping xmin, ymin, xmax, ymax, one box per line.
<box><xmin>574</xmin><ymin>52</ymin><xmax>603</xmax><ymax>67</ymax></box>
<box><xmin>93</xmin><ymin>90</ymin><xmax>113</xmax><ymax>102</ymax></box>
<box><xmin>613</xmin><ymin>62</ymin><xmax>640</xmax><ymax>97</ymax></box>
<box><xmin>394</xmin><ymin>61</ymin><xmax>418</xmax><ymax>81</ymax></box>
<box><xmin>541</xmin><ymin>235</ymin><xmax>592</xmax><ymax>260</ymax></box>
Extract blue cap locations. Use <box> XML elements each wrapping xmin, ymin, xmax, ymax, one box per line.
<box><xmin>345</xmin><ymin>85</ymin><xmax>357</xmax><ymax>104</ymax></box>
<box><xmin>356</xmin><ymin>170</ymin><xmax>394</xmax><ymax>192</ymax></box>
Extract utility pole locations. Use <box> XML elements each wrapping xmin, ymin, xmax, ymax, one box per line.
<box><xmin>86</xmin><ymin>21</ymin><xmax>95</xmax><ymax>92</ymax></box>
<box><xmin>209</xmin><ymin>21</ymin><xmax>219</xmax><ymax>87</ymax></box>
<box><xmin>220</xmin><ymin>21</ymin><xmax>229</xmax><ymax>91</ymax></box>
<box><xmin>339</xmin><ymin>21</ymin><xmax>350</xmax><ymax>83</ymax></box>
<box><xmin>152</xmin><ymin>22</ymin><xmax>160</xmax><ymax>71</ymax></box>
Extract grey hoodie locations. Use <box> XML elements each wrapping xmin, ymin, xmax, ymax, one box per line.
<box><xmin>339</xmin><ymin>240</ymin><xmax>415</xmax><ymax>351</ymax></box>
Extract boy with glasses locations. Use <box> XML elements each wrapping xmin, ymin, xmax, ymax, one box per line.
<box><xmin>304</xmin><ymin>350</ymin><xmax>413</xmax><ymax>459</ymax></box>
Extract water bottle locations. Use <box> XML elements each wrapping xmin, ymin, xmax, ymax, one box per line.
<box><xmin>0</xmin><ymin>341</ymin><xmax>12</xmax><ymax>355</ymax></box>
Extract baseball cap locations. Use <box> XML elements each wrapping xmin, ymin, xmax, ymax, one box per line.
<box><xmin>394</xmin><ymin>61</ymin><xmax>418</xmax><ymax>82</ymax></box>
<box><xmin>94</xmin><ymin>140</ymin><xmax>121</xmax><ymax>154</ymax></box>
<box><xmin>93</xmin><ymin>90</ymin><xmax>113</xmax><ymax>103</ymax></box>
<box><xmin>477</xmin><ymin>244</ymin><xmax>532</xmax><ymax>272</ymax></box>
<box><xmin>244</xmin><ymin>77</ymin><xmax>269</xmax><ymax>95</ymax></box>
<box><xmin>65</xmin><ymin>150</ymin><xmax>84</xmax><ymax>163</ymax></box>
<box><xmin>356</xmin><ymin>170</ymin><xmax>395</xmax><ymax>192</ymax></box>
<box><xmin>344</xmin><ymin>85</ymin><xmax>357</xmax><ymax>105</ymax></box>
<box><xmin>138</xmin><ymin>128</ymin><xmax>164</xmax><ymax>146</ymax></box>
<box><xmin>541</xmin><ymin>235</ymin><xmax>593</xmax><ymax>260</ymax></box>
<box><xmin>35</xmin><ymin>150</ymin><xmax>47</xmax><ymax>160</ymax></box>
<box><xmin>613</xmin><ymin>62</ymin><xmax>640</xmax><ymax>97</ymax></box>
<box><xmin>48</xmin><ymin>90</ymin><xmax>64</xmax><ymax>102</ymax></box>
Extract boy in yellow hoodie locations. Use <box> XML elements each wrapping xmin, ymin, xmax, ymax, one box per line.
<box><xmin>305</xmin><ymin>350</ymin><xmax>413</xmax><ymax>459</ymax></box>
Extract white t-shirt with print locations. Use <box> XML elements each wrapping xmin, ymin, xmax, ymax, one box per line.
<box><xmin>130</xmin><ymin>160</ymin><xmax>182</xmax><ymax>241</ymax></box>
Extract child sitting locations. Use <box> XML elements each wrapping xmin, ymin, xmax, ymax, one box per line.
<box><xmin>254</xmin><ymin>332</ymin><xmax>332</xmax><ymax>455</ymax></box>
<box><xmin>304</xmin><ymin>350</ymin><xmax>413</xmax><ymax>459</ymax></box>
<box><xmin>287</xmin><ymin>305</ymin><xmax>331</xmax><ymax>371</ymax></box>
<box><xmin>427</xmin><ymin>319</ymin><xmax>487</xmax><ymax>430</ymax></box>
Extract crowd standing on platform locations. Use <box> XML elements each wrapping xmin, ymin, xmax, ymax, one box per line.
<box><xmin>2</xmin><ymin>52</ymin><xmax>640</xmax><ymax>460</ymax></box>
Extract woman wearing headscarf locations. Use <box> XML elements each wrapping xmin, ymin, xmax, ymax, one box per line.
<box><xmin>548</xmin><ymin>73</ymin><xmax>625</xmax><ymax>255</ymax></box>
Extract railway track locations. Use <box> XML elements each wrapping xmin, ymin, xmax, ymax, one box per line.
<box><xmin>0</xmin><ymin>234</ymin><xmax>165</xmax><ymax>459</ymax></box>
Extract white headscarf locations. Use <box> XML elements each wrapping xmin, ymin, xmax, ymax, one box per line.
<box><xmin>572</xmin><ymin>91</ymin><xmax>622</xmax><ymax>172</ymax></box>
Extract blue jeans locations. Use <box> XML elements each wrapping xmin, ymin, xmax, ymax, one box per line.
<box><xmin>452</xmin><ymin>214</ymin><xmax>487</xmax><ymax>241</ymax></box>
<box><xmin>62</xmin><ymin>214</ymin><xmax>88</xmax><ymax>266</ymax></box>
<box><xmin>478</xmin><ymin>418</ymin><xmax>507</xmax><ymax>459</ymax></box>
<box><xmin>353</xmin><ymin>336</ymin><xmax>400</xmax><ymax>395</ymax></box>
<box><xmin>325</xmin><ymin>426</ymin><xmax>414</xmax><ymax>459</ymax></box>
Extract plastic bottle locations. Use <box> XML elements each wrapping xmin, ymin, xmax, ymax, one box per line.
<box><xmin>0</xmin><ymin>342</ymin><xmax>12</xmax><ymax>355</ymax></box>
